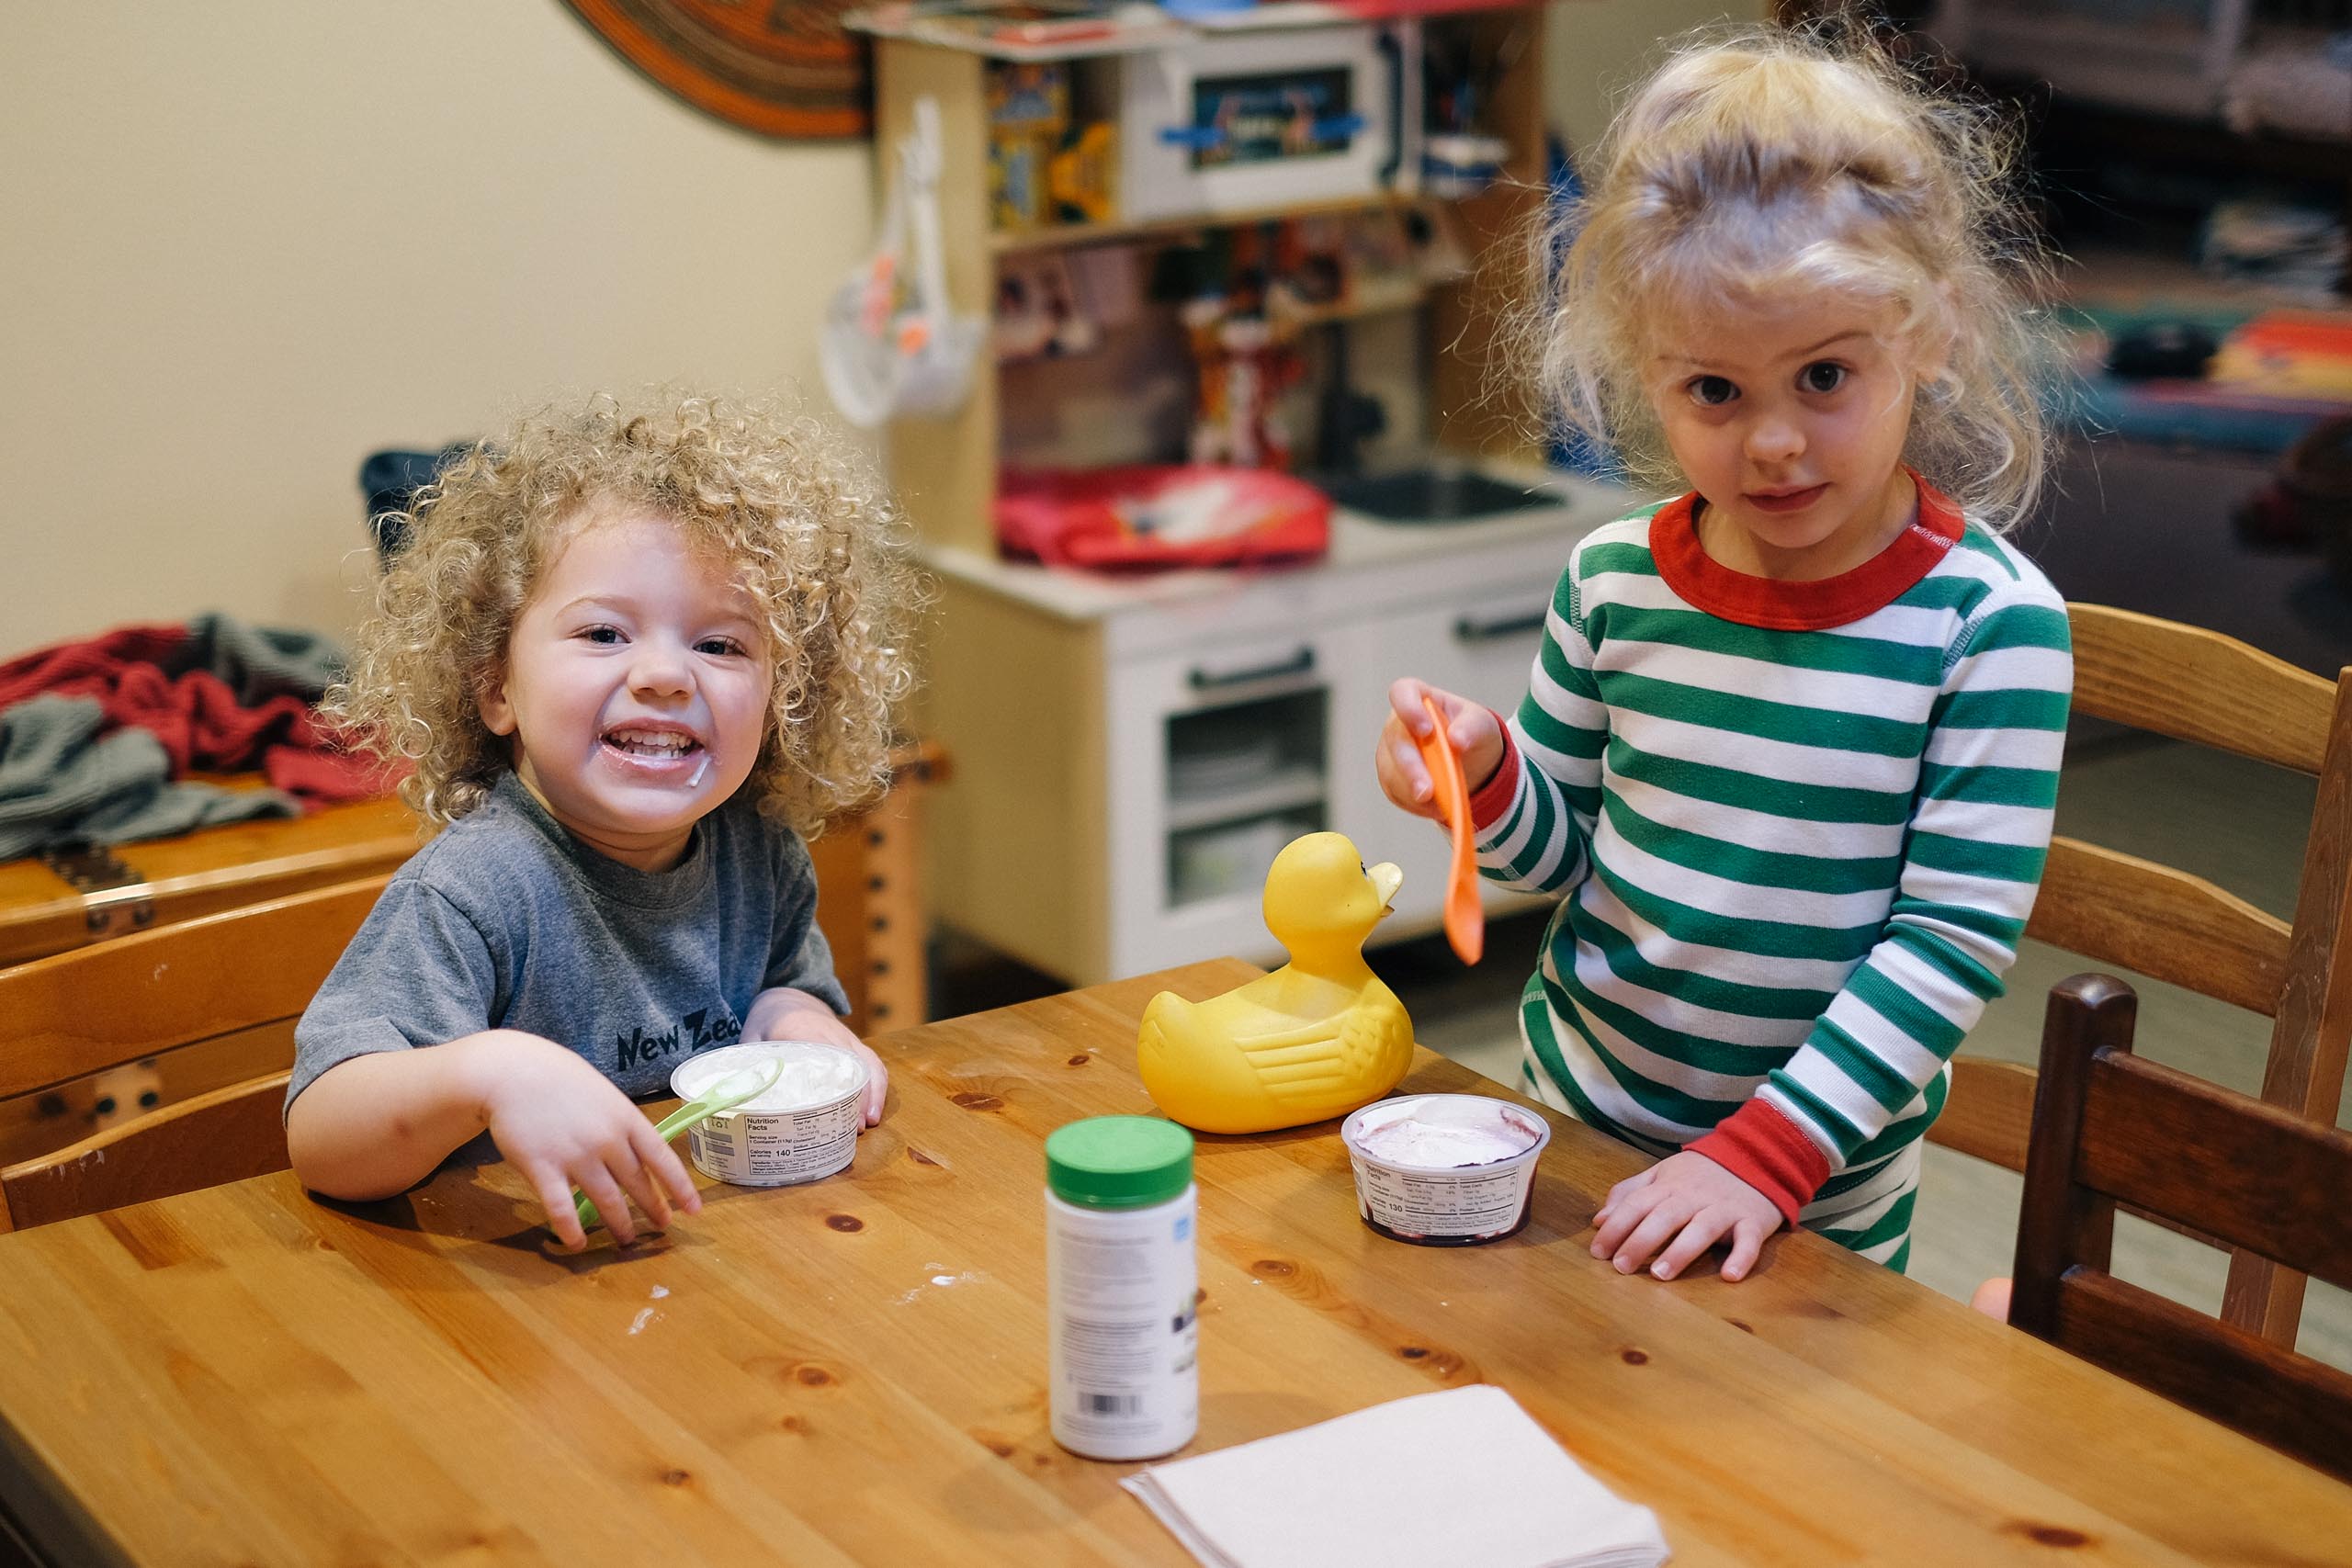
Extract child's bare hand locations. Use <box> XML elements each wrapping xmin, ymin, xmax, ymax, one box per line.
<box><xmin>474</xmin><ymin>1032</ymin><xmax>701</xmax><ymax>1252</ymax></box>
<box><xmin>1591</xmin><ymin>1151</ymin><xmax>1781</xmax><ymax>1282</ymax></box>
<box><xmin>743</xmin><ymin>987</ymin><xmax>888</xmax><ymax>1125</ymax></box>
<box><xmin>1376</xmin><ymin>679</ymin><xmax>1503</xmax><ymax>821</ymax></box>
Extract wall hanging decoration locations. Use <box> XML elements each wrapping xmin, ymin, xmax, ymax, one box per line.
<box><xmin>560</xmin><ymin>0</ymin><xmax>871</xmax><ymax>140</ymax></box>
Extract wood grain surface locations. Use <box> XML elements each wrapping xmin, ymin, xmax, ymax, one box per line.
<box><xmin>1</xmin><ymin>962</ymin><xmax>2347</xmax><ymax>1566</ymax></box>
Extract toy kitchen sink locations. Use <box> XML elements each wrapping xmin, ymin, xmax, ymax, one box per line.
<box><xmin>1312</xmin><ymin>461</ymin><xmax>1571</xmax><ymax>525</ymax></box>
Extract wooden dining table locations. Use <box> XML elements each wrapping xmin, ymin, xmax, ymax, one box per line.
<box><xmin>1</xmin><ymin>959</ymin><xmax>2346</xmax><ymax>1566</ymax></box>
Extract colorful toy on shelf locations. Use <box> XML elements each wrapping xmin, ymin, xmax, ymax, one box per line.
<box><xmin>1180</xmin><ymin>243</ymin><xmax>1306</xmax><ymax>469</ymax></box>
<box><xmin>1137</xmin><ymin>832</ymin><xmax>1415</xmax><ymax>1134</ymax></box>
<box><xmin>1047</xmin><ymin>119</ymin><xmax>1118</xmax><ymax>226</ymax></box>
<box><xmin>987</xmin><ymin>60</ymin><xmax>1069</xmax><ymax>232</ymax></box>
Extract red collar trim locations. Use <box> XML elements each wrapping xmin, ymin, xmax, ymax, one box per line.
<box><xmin>1649</xmin><ymin>472</ymin><xmax>1963</xmax><ymax>631</ymax></box>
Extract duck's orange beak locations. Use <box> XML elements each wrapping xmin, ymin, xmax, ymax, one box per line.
<box><xmin>1368</xmin><ymin>861</ymin><xmax>1403</xmax><ymax>914</ymax></box>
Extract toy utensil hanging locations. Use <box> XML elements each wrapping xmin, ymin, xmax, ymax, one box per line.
<box><xmin>1416</xmin><ymin>694</ymin><xmax>1484</xmax><ymax>965</ymax></box>
<box><xmin>820</xmin><ymin>96</ymin><xmax>984</xmax><ymax>428</ymax></box>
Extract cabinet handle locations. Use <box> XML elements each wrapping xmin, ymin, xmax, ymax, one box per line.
<box><xmin>1453</xmin><ymin>609</ymin><xmax>1549</xmax><ymax>645</ymax></box>
<box><xmin>1187</xmin><ymin>647</ymin><xmax>1315</xmax><ymax>691</ymax></box>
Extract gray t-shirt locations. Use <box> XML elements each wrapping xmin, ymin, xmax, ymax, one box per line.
<box><xmin>289</xmin><ymin>772</ymin><xmax>849</xmax><ymax>1108</ymax></box>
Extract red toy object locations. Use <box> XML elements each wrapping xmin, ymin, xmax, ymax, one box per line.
<box><xmin>994</xmin><ymin>465</ymin><xmax>1330</xmax><ymax>571</ymax></box>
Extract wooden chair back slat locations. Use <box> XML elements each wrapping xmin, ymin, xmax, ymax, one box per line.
<box><xmin>0</xmin><ymin>875</ymin><xmax>386</xmax><ymax>1234</ymax></box>
<box><xmin>1930</xmin><ymin>604</ymin><xmax>2352</xmax><ymax>1349</ymax></box>
<box><xmin>0</xmin><ymin>877</ymin><xmax>387</xmax><ymax>1101</ymax></box>
<box><xmin>2069</xmin><ymin>603</ymin><xmax>2334</xmax><ymax>773</ymax></box>
<box><xmin>2012</xmin><ymin>974</ymin><xmax>2352</xmax><ymax>1483</ymax></box>
<box><xmin>1935</xmin><ymin>1057</ymin><xmax>2039</xmax><ymax>1172</ymax></box>
<box><xmin>2226</xmin><ymin>671</ymin><xmax>2352</xmax><ymax>1337</ymax></box>
<box><xmin>2024</xmin><ymin>837</ymin><xmax>2290</xmax><ymax>1018</ymax></box>
<box><xmin>2050</xmin><ymin>1268</ymin><xmax>2352</xmax><ymax>1484</ymax></box>
<box><xmin>0</xmin><ymin>1072</ymin><xmax>293</xmax><ymax>1234</ymax></box>
<box><xmin>2076</xmin><ymin>1050</ymin><xmax>2352</xmax><ymax>1285</ymax></box>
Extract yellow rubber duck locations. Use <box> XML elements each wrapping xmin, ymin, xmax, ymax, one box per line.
<box><xmin>1138</xmin><ymin>832</ymin><xmax>1414</xmax><ymax>1134</ymax></box>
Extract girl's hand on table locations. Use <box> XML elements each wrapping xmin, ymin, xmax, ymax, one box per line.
<box><xmin>743</xmin><ymin>987</ymin><xmax>888</xmax><ymax>1125</ymax></box>
<box><xmin>1591</xmin><ymin>1151</ymin><xmax>1783</xmax><ymax>1282</ymax></box>
<box><xmin>1376</xmin><ymin>678</ymin><xmax>1504</xmax><ymax>821</ymax></box>
<box><xmin>474</xmin><ymin>1032</ymin><xmax>701</xmax><ymax>1253</ymax></box>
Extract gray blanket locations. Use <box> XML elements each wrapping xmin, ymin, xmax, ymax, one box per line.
<box><xmin>0</xmin><ymin>695</ymin><xmax>297</xmax><ymax>862</ymax></box>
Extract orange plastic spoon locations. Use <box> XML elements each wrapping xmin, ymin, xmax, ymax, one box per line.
<box><xmin>1416</xmin><ymin>694</ymin><xmax>1484</xmax><ymax>965</ymax></box>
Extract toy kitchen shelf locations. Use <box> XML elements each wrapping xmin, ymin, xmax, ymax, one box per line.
<box><xmin>860</xmin><ymin>0</ymin><xmax>1593</xmax><ymax>986</ymax></box>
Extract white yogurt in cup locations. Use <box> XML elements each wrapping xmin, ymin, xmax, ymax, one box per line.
<box><xmin>1340</xmin><ymin>1093</ymin><xmax>1551</xmax><ymax>1246</ymax></box>
<box><xmin>669</xmin><ymin>1042</ymin><xmax>867</xmax><ymax>1187</ymax></box>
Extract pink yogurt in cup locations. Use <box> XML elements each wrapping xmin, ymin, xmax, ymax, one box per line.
<box><xmin>1340</xmin><ymin>1094</ymin><xmax>1551</xmax><ymax>1246</ymax></box>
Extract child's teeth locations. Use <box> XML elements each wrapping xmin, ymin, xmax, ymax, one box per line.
<box><xmin>611</xmin><ymin>731</ymin><xmax>693</xmax><ymax>756</ymax></box>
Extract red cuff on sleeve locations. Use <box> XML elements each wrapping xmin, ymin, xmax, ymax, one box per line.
<box><xmin>1688</xmin><ymin>1100</ymin><xmax>1832</xmax><ymax>1228</ymax></box>
<box><xmin>1465</xmin><ymin>711</ymin><xmax>1521</xmax><ymax>833</ymax></box>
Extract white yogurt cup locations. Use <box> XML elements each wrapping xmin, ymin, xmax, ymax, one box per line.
<box><xmin>669</xmin><ymin>1042</ymin><xmax>867</xmax><ymax>1188</ymax></box>
<box><xmin>1340</xmin><ymin>1093</ymin><xmax>1551</xmax><ymax>1247</ymax></box>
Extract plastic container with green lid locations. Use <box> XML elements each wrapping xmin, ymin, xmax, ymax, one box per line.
<box><xmin>1044</xmin><ymin>1115</ymin><xmax>1199</xmax><ymax>1460</ymax></box>
<box><xmin>1046</xmin><ymin>1114</ymin><xmax>1193</xmax><ymax>1209</ymax></box>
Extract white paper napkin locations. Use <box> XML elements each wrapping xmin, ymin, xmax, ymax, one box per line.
<box><xmin>1121</xmin><ymin>1384</ymin><xmax>1670</xmax><ymax>1568</ymax></box>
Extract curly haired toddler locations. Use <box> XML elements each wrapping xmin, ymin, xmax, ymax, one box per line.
<box><xmin>288</xmin><ymin>391</ymin><xmax>921</xmax><ymax>1250</ymax></box>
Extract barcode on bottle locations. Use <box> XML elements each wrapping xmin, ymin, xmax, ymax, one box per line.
<box><xmin>1079</xmin><ymin>1392</ymin><xmax>1142</xmax><ymax>1416</ymax></box>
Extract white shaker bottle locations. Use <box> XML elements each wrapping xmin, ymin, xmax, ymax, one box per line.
<box><xmin>1045</xmin><ymin>1115</ymin><xmax>1199</xmax><ymax>1461</ymax></box>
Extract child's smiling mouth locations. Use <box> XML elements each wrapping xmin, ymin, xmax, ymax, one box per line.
<box><xmin>601</xmin><ymin>723</ymin><xmax>706</xmax><ymax>769</ymax></box>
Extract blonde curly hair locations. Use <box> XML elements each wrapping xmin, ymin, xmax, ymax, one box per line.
<box><xmin>333</xmin><ymin>390</ymin><xmax>923</xmax><ymax>834</ymax></box>
<box><xmin>1528</xmin><ymin>22</ymin><xmax>2062</xmax><ymax>533</ymax></box>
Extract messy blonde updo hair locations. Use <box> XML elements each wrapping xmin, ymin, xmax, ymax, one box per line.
<box><xmin>1532</xmin><ymin>22</ymin><xmax>2059</xmax><ymax>533</ymax></box>
<box><xmin>332</xmin><ymin>390</ymin><xmax>923</xmax><ymax>834</ymax></box>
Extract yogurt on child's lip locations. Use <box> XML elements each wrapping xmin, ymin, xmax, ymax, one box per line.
<box><xmin>674</xmin><ymin>1042</ymin><xmax>865</xmax><ymax>1112</ymax></box>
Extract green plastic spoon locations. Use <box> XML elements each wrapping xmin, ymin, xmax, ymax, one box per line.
<box><xmin>572</xmin><ymin>1055</ymin><xmax>785</xmax><ymax>1234</ymax></box>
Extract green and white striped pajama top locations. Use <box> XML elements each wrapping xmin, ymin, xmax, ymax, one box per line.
<box><xmin>1465</xmin><ymin>478</ymin><xmax>2072</xmax><ymax>1270</ymax></box>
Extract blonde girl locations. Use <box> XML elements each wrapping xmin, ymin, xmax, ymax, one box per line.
<box><xmin>288</xmin><ymin>391</ymin><xmax>920</xmax><ymax>1251</ymax></box>
<box><xmin>1377</xmin><ymin>26</ymin><xmax>2073</xmax><ymax>1280</ymax></box>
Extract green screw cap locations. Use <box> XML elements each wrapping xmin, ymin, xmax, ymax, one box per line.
<box><xmin>1046</xmin><ymin>1115</ymin><xmax>1193</xmax><ymax>1210</ymax></box>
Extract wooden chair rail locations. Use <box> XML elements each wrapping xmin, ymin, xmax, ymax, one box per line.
<box><xmin>2014</xmin><ymin>973</ymin><xmax>2352</xmax><ymax>1482</ymax></box>
<box><xmin>0</xmin><ymin>876</ymin><xmax>387</xmax><ymax>1101</ymax></box>
<box><xmin>2076</xmin><ymin>1047</ymin><xmax>2352</xmax><ymax>1287</ymax></box>
<box><xmin>1929</xmin><ymin>606</ymin><xmax>2352</xmax><ymax>1349</ymax></box>
<box><xmin>2025</xmin><ymin>836</ymin><xmax>2290</xmax><ymax>1019</ymax></box>
<box><xmin>2051</xmin><ymin>1267</ymin><xmax>2352</xmax><ymax>1485</ymax></box>
<box><xmin>2070</xmin><ymin>603</ymin><xmax>2335</xmax><ymax>773</ymax></box>
<box><xmin>0</xmin><ymin>1071</ymin><xmax>291</xmax><ymax>1235</ymax></box>
<box><xmin>1932</xmin><ymin>1057</ymin><xmax>2038</xmax><ymax>1171</ymax></box>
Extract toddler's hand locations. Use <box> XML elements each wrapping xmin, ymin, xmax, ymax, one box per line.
<box><xmin>1375</xmin><ymin>679</ymin><xmax>1503</xmax><ymax>822</ymax></box>
<box><xmin>473</xmin><ymin>1032</ymin><xmax>701</xmax><ymax>1253</ymax></box>
<box><xmin>1590</xmin><ymin>1150</ymin><xmax>1781</xmax><ymax>1282</ymax></box>
<box><xmin>743</xmin><ymin>988</ymin><xmax>888</xmax><ymax>1126</ymax></box>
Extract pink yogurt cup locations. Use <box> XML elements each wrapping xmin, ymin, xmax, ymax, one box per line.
<box><xmin>1340</xmin><ymin>1093</ymin><xmax>1551</xmax><ymax>1246</ymax></box>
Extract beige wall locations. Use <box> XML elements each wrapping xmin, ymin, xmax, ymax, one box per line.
<box><xmin>0</xmin><ymin>1</ymin><xmax>1756</xmax><ymax>660</ymax></box>
<box><xmin>1548</xmin><ymin>0</ymin><xmax>1761</xmax><ymax>152</ymax></box>
<box><xmin>1</xmin><ymin>2</ymin><xmax>872</xmax><ymax>657</ymax></box>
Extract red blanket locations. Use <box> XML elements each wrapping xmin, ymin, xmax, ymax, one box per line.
<box><xmin>0</xmin><ymin>621</ymin><xmax>398</xmax><ymax>803</ymax></box>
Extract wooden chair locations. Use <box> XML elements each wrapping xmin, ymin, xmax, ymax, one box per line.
<box><xmin>0</xmin><ymin>875</ymin><xmax>389</xmax><ymax>1233</ymax></box>
<box><xmin>2010</xmin><ymin>972</ymin><xmax>2352</xmax><ymax>1482</ymax></box>
<box><xmin>1927</xmin><ymin>604</ymin><xmax>2352</xmax><ymax>1345</ymax></box>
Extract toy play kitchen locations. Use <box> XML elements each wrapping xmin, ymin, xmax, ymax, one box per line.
<box><xmin>843</xmin><ymin>0</ymin><xmax>1622</xmax><ymax>987</ymax></box>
